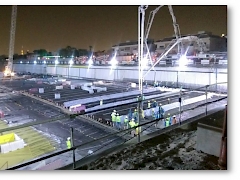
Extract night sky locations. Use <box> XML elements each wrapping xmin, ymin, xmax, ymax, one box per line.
<box><xmin>0</xmin><ymin>5</ymin><xmax>227</xmax><ymax>55</ymax></box>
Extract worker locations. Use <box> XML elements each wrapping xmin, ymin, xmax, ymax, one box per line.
<box><xmin>129</xmin><ymin>119</ymin><xmax>136</xmax><ymax>137</ymax></box>
<box><xmin>116</xmin><ymin>113</ymin><xmax>121</xmax><ymax>130</ymax></box>
<box><xmin>145</xmin><ymin>81</ymin><xmax>148</xmax><ymax>88</ymax></box>
<box><xmin>165</xmin><ymin>113</ymin><xmax>171</xmax><ymax>127</ymax></box>
<box><xmin>153</xmin><ymin>100</ymin><xmax>157</xmax><ymax>107</ymax></box>
<box><xmin>172</xmin><ymin>115</ymin><xmax>177</xmax><ymax>125</ymax></box>
<box><xmin>133</xmin><ymin>109</ymin><xmax>138</xmax><ymax>122</ymax></box>
<box><xmin>168</xmin><ymin>98</ymin><xmax>171</xmax><ymax>104</ymax></box>
<box><xmin>158</xmin><ymin>103</ymin><xmax>165</xmax><ymax>119</ymax></box>
<box><xmin>154</xmin><ymin>81</ymin><xmax>157</xmax><ymax>87</ymax></box>
<box><xmin>124</xmin><ymin>116</ymin><xmax>129</xmax><ymax>129</ymax></box>
<box><xmin>136</xmin><ymin>96</ymin><xmax>140</xmax><ymax>102</ymax></box>
<box><xmin>66</xmin><ymin>137</ymin><xmax>71</xmax><ymax>149</ymax></box>
<box><xmin>147</xmin><ymin>101</ymin><xmax>151</xmax><ymax>109</ymax></box>
<box><xmin>111</xmin><ymin>110</ymin><xmax>116</xmax><ymax>127</ymax></box>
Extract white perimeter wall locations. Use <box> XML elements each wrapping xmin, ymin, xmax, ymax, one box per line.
<box><xmin>13</xmin><ymin>64</ymin><xmax>228</xmax><ymax>92</ymax></box>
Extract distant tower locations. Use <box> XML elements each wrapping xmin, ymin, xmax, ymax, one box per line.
<box><xmin>21</xmin><ymin>46</ymin><xmax>24</xmax><ymax>55</ymax></box>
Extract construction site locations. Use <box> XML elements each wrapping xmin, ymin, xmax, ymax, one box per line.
<box><xmin>0</xmin><ymin>5</ymin><xmax>227</xmax><ymax>170</ymax></box>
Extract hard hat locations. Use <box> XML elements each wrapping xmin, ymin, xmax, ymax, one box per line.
<box><xmin>159</xmin><ymin>103</ymin><xmax>162</xmax><ymax>106</ymax></box>
<box><xmin>131</xmin><ymin>118</ymin><xmax>134</xmax><ymax>121</ymax></box>
<box><xmin>67</xmin><ymin>137</ymin><xmax>70</xmax><ymax>140</ymax></box>
<box><xmin>168</xmin><ymin>113</ymin><xmax>170</xmax><ymax>116</ymax></box>
<box><xmin>113</xmin><ymin>110</ymin><xmax>116</xmax><ymax>112</ymax></box>
<box><xmin>173</xmin><ymin>115</ymin><xmax>176</xmax><ymax>118</ymax></box>
<box><xmin>125</xmin><ymin>116</ymin><xmax>128</xmax><ymax>118</ymax></box>
<box><xmin>148</xmin><ymin>101</ymin><xmax>150</xmax><ymax>102</ymax></box>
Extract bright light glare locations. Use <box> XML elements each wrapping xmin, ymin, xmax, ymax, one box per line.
<box><xmin>179</xmin><ymin>55</ymin><xmax>188</xmax><ymax>66</ymax></box>
<box><xmin>69</xmin><ymin>59</ymin><xmax>73</xmax><ymax>65</ymax></box>
<box><xmin>43</xmin><ymin>60</ymin><xmax>46</xmax><ymax>64</ymax></box>
<box><xmin>142</xmin><ymin>57</ymin><xmax>149</xmax><ymax>70</ymax></box>
<box><xmin>34</xmin><ymin>60</ymin><xmax>37</xmax><ymax>64</ymax></box>
<box><xmin>110</xmin><ymin>57</ymin><xmax>118</xmax><ymax>68</ymax></box>
<box><xmin>87</xmin><ymin>59</ymin><xmax>93</xmax><ymax>66</ymax></box>
<box><xmin>55</xmin><ymin>60</ymin><xmax>59</xmax><ymax>65</ymax></box>
<box><xmin>20</xmin><ymin>61</ymin><xmax>22</xmax><ymax>64</ymax></box>
<box><xmin>37</xmin><ymin>57</ymin><xmax>40</xmax><ymax>60</ymax></box>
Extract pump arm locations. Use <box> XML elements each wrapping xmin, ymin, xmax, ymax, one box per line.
<box><xmin>167</xmin><ymin>5</ymin><xmax>181</xmax><ymax>54</ymax></box>
<box><xmin>144</xmin><ymin>5</ymin><xmax>164</xmax><ymax>39</ymax></box>
<box><xmin>143</xmin><ymin>36</ymin><xmax>198</xmax><ymax>78</ymax></box>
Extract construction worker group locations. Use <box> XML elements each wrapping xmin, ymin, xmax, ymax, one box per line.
<box><xmin>109</xmin><ymin>99</ymin><xmax>178</xmax><ymax>136</ymax></box>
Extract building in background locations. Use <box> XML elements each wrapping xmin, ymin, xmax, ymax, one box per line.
<box><xmin>154</xmin><ymin>31</ymin><xmax>227</xmax><ymax>56</ymax></box>
<box><xmin>112</xmin><ymin>39</ymin><xmax>156</xmax><ymax>56</ymax></box>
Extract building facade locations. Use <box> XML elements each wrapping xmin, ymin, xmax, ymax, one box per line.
<box><xmin>112</xmin><ymin>39</ymin><xmax>156</xmax><ymax>56</ymax></box>
<box><xmin>154</xmin><ymin>31</ymin><xmax>227</xmax><ymax>56</ymax></box>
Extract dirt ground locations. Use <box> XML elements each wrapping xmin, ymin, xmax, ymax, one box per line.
<box><xmin>78</xmin><ymin>110</ymin><xmax>225</xmax><ymax>170</ymax></box>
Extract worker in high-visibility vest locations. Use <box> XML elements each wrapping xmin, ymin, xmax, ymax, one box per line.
<box><xmin>116</xmin><ymin>113</ymin><xmax>121</xmax><ymax>129</ymax></box>
<box><xmin>165</xmin><ymin>113</ymin><xmax>171</xmax><ymax>127</ymax></box>
<box><xmin>111</xmin><ymin>110</ymin><xmax>116</xmax><ymax>127</ymax></box>
<box><xmin>66</xmin><ymin>137</ymin><xmax>71</xmax><ymax>149</ymax></box>
<box><xmin>124</xmin><ymin>116</ymin><xmax>129</xmax><ymax>129</ymax></box>
<box><xmin>129</xmin><ymin>118</ymin><xmax>136</xmax><ymax>128</ymax></box>
<box><xmin>147</xmin><ymin>101</ymin><xmax>151</xmax><ymax>109</ymax></box>
<box><xmin>129</xmin><ymin>119</ymin><xmax>136</xmax><ymax>137</ymax></box>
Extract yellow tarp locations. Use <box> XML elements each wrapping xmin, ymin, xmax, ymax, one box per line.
<box><xmin>0</xmin><ymin>133</ymin><xmax>15</xmax><ymax>145</ymax></box>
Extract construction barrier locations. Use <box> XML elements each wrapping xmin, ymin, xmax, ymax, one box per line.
<box><xmin>0</xmin><ymin>133</ymin><xmax>25</xmax><ymax>154</ymax></box>
<box><xmin>0</xmin><ymin>133</ymin><xmax>15</xmax><ymax>145</ymax></box>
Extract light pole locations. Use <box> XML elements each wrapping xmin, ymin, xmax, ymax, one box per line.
<box><xmin>137</xmin><ymin>5</ymin><xmax>148</xmax><ymax>143</ymax></box>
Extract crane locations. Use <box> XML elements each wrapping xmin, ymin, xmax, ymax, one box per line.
<box><xmin>4</xmin><ymin>5</ymin><xmax>17</xmax><ymax>77</ymax></box>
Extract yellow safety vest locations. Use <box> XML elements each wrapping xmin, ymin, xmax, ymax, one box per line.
<box><xmin>66</xmin><ymin>140</ymin><xmax>71</xmax><ymax>149</ymax></box>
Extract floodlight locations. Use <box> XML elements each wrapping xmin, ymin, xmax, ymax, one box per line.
<box><xmin>69</xmin><ymin>59</ymin><xmax>73</xmax><ymax>65</ymax></box>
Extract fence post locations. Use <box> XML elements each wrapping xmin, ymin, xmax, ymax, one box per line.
<box><xmin>178</xmin><ymin>88</ymin><xmax>182</xmax><ymax>125</ymax></box>
<box><xmin>205</xmin><ymin>85</ymin><xmax>208</xmax><ymax>115</ymax></box>
<box><xmin>137</xmin><ymin>99</ymin><xmax>141</xmax><ymax>143</ymax></box>
<box><xmin>215</xmin><ymin>66</ymin><xmax>218</xmax><ymax>92</ymax></box>
<box><xmin>177</xmin><ymin>71</ymin><xmax>179</xmax><ymax>88</ymax></box>
<box><xmin>218</xmin><ymin>105</ymin><xmax>227</xmax><ymax>169</ymax></box>
<box><xmin>70</xmin><ymin>127</ymin><xmax>76</xmax><ymax>169</ymax></box>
